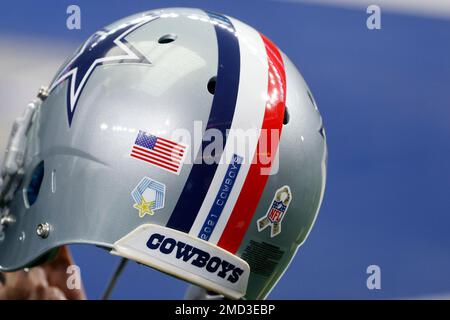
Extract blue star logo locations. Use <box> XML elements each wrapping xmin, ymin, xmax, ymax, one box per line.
<box><xmin>49</xmin><ymin>14</ymin><xmax>159</xmax><ymax>126</ymax></box>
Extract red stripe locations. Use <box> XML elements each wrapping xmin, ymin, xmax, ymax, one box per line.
<box><xmin>217</xmin><ymin>34</ymin><xmax>287</xmax><ymax>253</ymax></box>
<box><xmin>154</xmin><ymin>142</ymin><xmax>184</xmax><ymax>157</ymax></box>
<box><xmin>153</xmin><ymin>145</ymin><xmax>183</xmax><ymax>160</ymax></box>
<box><xmin>131</xmin><ymin>148</ymin><xmax>179</xmax><ymax>169</ymax></box>
<box><xmin>157</xmin><ymin>139</ymin><xmax>183</xmax><ymax>151</ymax></box>
<box><xmin>158</xmin><ymin>136</ymin><xmax>186</xmax><ymax>149</ymax></box>
<box><xmin>133</xmin><ymin>146</ymin><xmax>181</xmax><ymax>164</ymax></box>
<box><xmin>130</xmin><ymin>153</ymin><xmax>179</xmax><ymax>173</ymax></box>
<box><xmin>152</xmin><ymin>147</ymin><xmax>182</xmax><ymax>162</ymax></box>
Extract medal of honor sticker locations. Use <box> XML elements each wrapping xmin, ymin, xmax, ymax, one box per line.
<box><xmin>257</xmin><ymin>186</ymin><xmax>292</xmax><ymax>237</ymax></box>
<box><xmin>131</xmin><ymin>177</ymin><xmax>166</xmax><ymax>217</ymax></box>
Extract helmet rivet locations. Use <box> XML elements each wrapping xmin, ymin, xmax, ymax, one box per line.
<box><xmin>36</xmin><ymin>223</ymin><xmax>50</xmax><ymax>238</ymax></box>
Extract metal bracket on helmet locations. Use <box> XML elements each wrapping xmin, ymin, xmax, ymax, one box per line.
<box><xmin>0</xmin><ymin>100</ymin><xmax>40</xmax><ymax>208</ymax></box>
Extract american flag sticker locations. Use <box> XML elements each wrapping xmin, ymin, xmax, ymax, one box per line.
<box><xmin>130</xmin><ymin>130</ymin><xmax>188</xmax><ymax>174</ymax></box>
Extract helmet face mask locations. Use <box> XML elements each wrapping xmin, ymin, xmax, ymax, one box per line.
<box><xmin>0</xmin><ymin>8</ymin><xmax>327</xmax><ymax>300</ymax></box>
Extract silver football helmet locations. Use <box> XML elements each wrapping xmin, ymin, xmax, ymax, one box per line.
<box><xmin>0</xmin><ymin>8</ymin><xmax>327</xmax><ymax>299</ymax></box>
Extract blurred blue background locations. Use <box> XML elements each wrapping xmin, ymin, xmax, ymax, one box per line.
<box><xmin>0</xmin><ymin>0</ymin><xmax>449</xmax><ymax>299</ymax></box>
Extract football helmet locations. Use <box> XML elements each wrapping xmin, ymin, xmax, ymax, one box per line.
<box><xmin>0</xmin><ymin>8</ymin><xmax>327</xmax><ymax>299</ymax></box>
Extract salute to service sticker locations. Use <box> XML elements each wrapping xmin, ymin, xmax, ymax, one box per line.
<box><xmin>131</xmin><ymin>177</ymin><xmax>166</xmax><ymax>218</ymax></box>
<box><xmin>257</xmin><ymin>186</ymin><xmax>292</xmax><ymax>237</ymax></box>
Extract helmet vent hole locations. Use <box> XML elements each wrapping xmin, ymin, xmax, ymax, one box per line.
<box><xmin>207</xmin><ymin>76</ymin><xmax>217</xmax><ymax>95</ymax></box>
<box><xmin>24</xmin><ymin>161</ymin><xmax>44</xmax><ymax>208</ymax></box>
<box><xmin>283</xmin><ymin>106</ymin><xmax>290</xmax><ymax>125</ymax></box>
<box><xmin>158</xmin><ymin>34</ymin><xmax>177</xmax><ymax>44</ymax></box>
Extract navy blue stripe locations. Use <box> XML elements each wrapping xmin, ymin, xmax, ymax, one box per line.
<box><xmin>166</xmin><ymin>13</ymin><xmax>241</xmax><ymax>233</ymax></box>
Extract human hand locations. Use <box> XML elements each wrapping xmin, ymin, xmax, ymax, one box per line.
<box><xmin>0</xmin><ymin>245</ymin><xmax>86</xmax><ymax>300</ymax></box>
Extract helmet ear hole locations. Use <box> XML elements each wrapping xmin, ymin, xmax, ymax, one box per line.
<box><xmin>207</xmin><ymin>76</ymin><xmax>217</xmax><ymax>95</ymax></box>
<box><xmin>24</xmin><ymin>161</ymin><xmax>44</xmax><ymax>208</ymax></box>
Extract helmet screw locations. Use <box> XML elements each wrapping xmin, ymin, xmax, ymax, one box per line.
<box><xmin>36</xmin><ymin>223</ymin><xmax>50</xmax><ymax>238</ymax></box>
<box><xmin>37</xmin><ymin>86</ymin><xmax>49</xmax><ymax>101</ymax></box>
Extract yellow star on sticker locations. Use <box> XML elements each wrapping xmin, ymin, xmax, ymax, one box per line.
<box><xmin>133</xmin><ymin>197</ymin><xmax>155</xmax><ymax>218</ymax></box>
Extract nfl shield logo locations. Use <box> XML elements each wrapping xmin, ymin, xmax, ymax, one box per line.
<box><xmin>268</xmin><ymin>201</ymin><xmax>287</xmax><ymax>223</ymax></box>
<box><xmin>257</xmin><ymin>186</ymin><xmax>292</xmax><ymax>237</ymax></box>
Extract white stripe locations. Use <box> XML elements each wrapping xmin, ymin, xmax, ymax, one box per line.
<box><xmin>147</xmin><ymin>147</ymin><xmax>182</xmax><ymax>163</ymax></box>
<box><xmin>188</xmin><ymin>17</ymin><xmax>269</xmax><ymax>243</ymax></box>
<box><xmin>153</xmin><ymin>146</ymin><xmax>183</xmax><ymax>160</ymax></box>
<box><xmin>157</xmin><ymin>139</ymin><xmax>185</xmax><ymax>150</ymax></box>
<box><xmin>131</xmin><ymin>149</ymin><xmax>180</xmax><ymax>170</ymax></box>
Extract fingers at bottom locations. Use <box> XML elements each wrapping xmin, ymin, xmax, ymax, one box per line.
<box><xmin>29</xmin><ymin>285</ymin><xmax>67</xmax><ymax>300</ymax></box>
